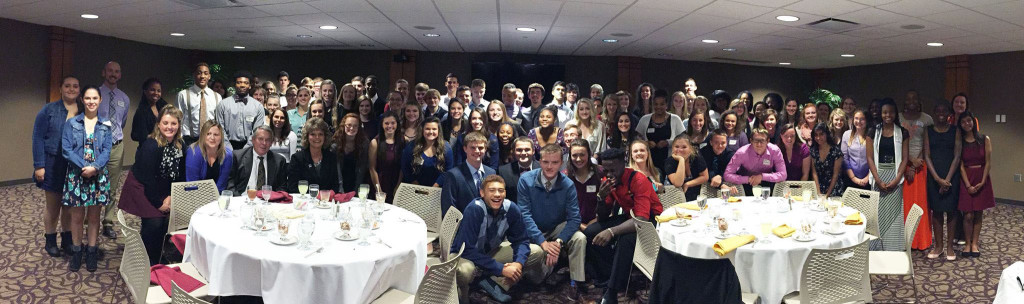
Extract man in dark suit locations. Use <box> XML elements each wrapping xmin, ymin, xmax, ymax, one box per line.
<box><xmin>227</xmin><ymin>126</ymin><xmax>288</xmax><ymax>194</ymax></box>
<box><xmin>440</xmin><ymin>131</ymin><xmax>496</xmax><ymax>217</ymax></box>
<box><xmin>498</xmin><ymin>137</ymin><xmax>538</xmax><ymax>204</ymax></box>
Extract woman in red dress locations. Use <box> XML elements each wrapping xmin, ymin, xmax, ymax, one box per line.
<box><xmin>956</xmin><ymin>111</ymin><xmax>993</xmax><ymax>258</ymax></box>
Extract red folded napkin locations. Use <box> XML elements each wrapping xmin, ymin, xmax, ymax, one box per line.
<box><xmin>333</xmin><ymin>191</ymin><xmax>356</xmax><ymax>203</ymax></box>
<box><xmin>318</xmin><ymin>190</ymin><xmax>336</xmax><ymax>201</ymax></box>
<box><xmin>266</xmin><ymin>191</ymin><xmax>293</xmax><ymax>203</ymax></box>
<box><xmin>150</xmin><ymin>264</ymin><xmax>205</xmax><ymax>296</ymax></box>
<box><xmin>170</xmin><ymin>234</ymin><xmax>186</xmax><ymax>254</ymax></box>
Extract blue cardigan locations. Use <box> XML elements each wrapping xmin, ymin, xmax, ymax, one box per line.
<box><xmin>61</xmin><ymin>114</ymin><xmax>113</xmax><ymax>170</ymax></box>
<box><xmin>451</xmin><ymin>198</ymin><xmax>531</xmax><ymax>276</ymax></box>
<box><xmin>516</xmin><ymin>169</ymin><xmax>581</xmax><ymax>244</ymax></box>
<box><xmin>184</xmin><ymin>145</ymin><xmax>234</xmax><ymax>191</ymax></box>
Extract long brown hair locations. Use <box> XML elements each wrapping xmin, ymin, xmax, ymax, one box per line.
<box><xmin>190</xmin><ymin>120</ymin><xmax>226</xmax><ymax>163</ymax></box>
<box><xmin>149</xmin><ymin>105</ymin><xmax>184</xmax><ymax>149</ymax></box>
<box><xmin>333</xmin><ymin>113</ymin><xmax>368</xmax><ymax>157</ymax></box>
<box><xmin>412</xmin><ymin>117</ymin><xmax>447</xmax><ymax>174</ymax></box>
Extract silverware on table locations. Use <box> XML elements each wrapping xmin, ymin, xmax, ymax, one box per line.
<box><xmin>304</xmin><ymin>246</ymin><xmax>324</xmax><ymax>258</ymax></box>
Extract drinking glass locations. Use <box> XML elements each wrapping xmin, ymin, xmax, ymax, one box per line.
<box><xmin>298</xmin><ymin>218</ymin><xmax>316</xmax><ymax>249</ymax></box>
<box><xmin>297</xmin><ymin>180</ymin><xmax>309</xmax><ymax>197</ymax></box>
<box><xmin>261</xmin><ymin>185</ymin><xmax>273</xmax><ymax>203</ymax></box>
<box><xmin>716</xmin><ymin>216</ymin><xmax>729</xmax><ymax>238</ymax></box>
<box><xmin>218</xmin><ymin>190</ymin><xmax>233</xmax><ymax>218</ymax></box>
<box><xmin>719</xmin><ymin>188</ymin><xmax>729</xmax><ymax>201</ymax></box>
<box><xmin>252</xmin><ymin>204</ymin><xmax>267</xmax><ymax>236</ymax></box>
<box><xmin>800</xmin><ymin>218</ymin><xmax>813</xmax><ymax>237</ymax></box>
<box><xmin>751</xmin><ymin>186</ymin><xmax>763</xmax><ymax>202</ymax></box>
<box><xmin>309</xmin><ymin>184</ymin><xmax>320</xmax><ymax>206</ymax></box>
<box><xmin>759</xmin><ymin>220</ymin><xmax>773</xmax><ymax>244</ymax></box>
<box><xmin>373</xmin><ymin>200</ymin><xmax>386</xmax><ymax>224</ymax></box>
<box><xmin>358</xmin><ymin>216</ymin><xmax>372</xmax><ymax>246</ymax></box>
<box><xmin>238</xmin><ymin>202</ymin><xmax>253</xmax><ymax>229</ymax></box>
<box><xmin>319</xmin><ymin>190</ymin><xmax>331</xmax><ymax>205</ymax></box>
<box><xmin>358</xmin><ymin>184</ymin><xmax>370</xmax><ymax>204</ymax></box>
<box><xmin>826</xmin><ymin>200</ymin><xmax>839</xmax><ymax>219</ymax></box>
<box><xmin>277</xmin><ymin>219</ymin><xmax>291</xmax><ymax>242</ymax></box>
<box><xmin>246</xmin><ymin>185</ymin><xmax>258</xmax><ymax>204</ymax></box>
<box><xmin>802</xmin><ymin>190</ymin><xmax>812</xmax><ymax>202</ymax></box>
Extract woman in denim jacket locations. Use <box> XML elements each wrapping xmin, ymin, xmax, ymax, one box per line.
<box><xmin>60</xmin><ymin>86</ymin><xmax>113</xmax><ymax>272</ymax></box>
<box><xmin>32</xmin><ymin>76</ymin><xmax>81</xmax><ymax>258</ymax></box>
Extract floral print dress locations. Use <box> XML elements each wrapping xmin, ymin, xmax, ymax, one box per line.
<box><xmin>63</xmin><ymin>133</ymin><xmax>110</xmax><ymax>207</ymax></box>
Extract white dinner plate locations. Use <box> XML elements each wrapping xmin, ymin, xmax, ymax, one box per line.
<box><xmin>244</xmin><ymin>224</ymin><xmax>274</xmax><ymax>231</ymax></box>
<box><xmin>333</xmin><ymin>231</ymin><xmax>358</xmax><ymax>241</ymax></box>
<box><xmin>825</xmin><ymin>229</ymin><xmax>845</xmax><ymax>235</ymax></box>
<box><xmin>670</xmin><ymin>219</ymin><xmax>690</xmax><ymax>227</ymax></box>
<box><xmin>269</xmin><ymin>236</ymin><xmax>297</xmax><ymax>245</ymax></box>
<box><xmin>315</xmin><ymin>203</ymin><xmax>332</xmax><ymax>209</ymax></box>
<box><xmin>794</xmin><ymin>234</ymin><xmax>817</xmax><ymax>242</ymax></box>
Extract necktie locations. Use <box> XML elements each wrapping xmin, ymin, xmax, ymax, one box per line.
<box><xmin>108</xmin><ymin>91</ymin><xmax>116</xmax><ymax>119</ymax></box>
<box><xmin>473</xmin><ymin>170</ymin><xmax>481</xmax><ymax>190</ymax></box>
<box><xmin>199</xmin><ymin>90</ymin><xmax>208</xmax><ymax>130</ymax></box>
<box><xmin>256</xmin><ymin>156</ymin><xmax>266</xmax><ymax>189</ymax></box>
<box><xmin>545</xmin><ymin>180</ymin><xmax>553</xmax><ymax>192</ymax></box>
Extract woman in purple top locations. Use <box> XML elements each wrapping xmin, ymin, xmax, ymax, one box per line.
<box><xmin>775</xmin><ymin>123</ymin><xmax>810</xmax><ymax>181</ymax></box>
<box><xmin>842</xmin><ymin>110</ymin><xmax>871</xmax><ymax>190</ymax></box>
<box><xmin>567</xmin><ymin>141</ymin><xmax>601</xmax><ymax>228</ymax></box>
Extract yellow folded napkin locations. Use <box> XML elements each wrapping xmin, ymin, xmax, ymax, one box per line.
<box><xmin>772</xmin><ymin>224</ymin><xmax>795</xmax><ymax>238</ymax></box>
<box><xmin>672</xmin><ymin>202</ymin><xmax>702</xmax><ymax>211</ymax></box>
<box><xmin>713</xmin><ymin>234</ymin><xmax>756</xmax><ymax>256</ymax></box>
<box><xmin>655</xmin><ymin>213</ymin><xmax>692</xmax><ymax>223</ymax></box>
<box><xmin>791</xmin><ymin>196</ymin><xmax>804</xmax><ymax>201</ymax></box>
<box><xmin>727</xmin><ymin>197</ymin><xmax>741</xmax><ymax>203</ymax></box>
<box><xmin>844</xmin><ymin>212</ymin><xmax>863</xmax><ymax>225</ymax></box>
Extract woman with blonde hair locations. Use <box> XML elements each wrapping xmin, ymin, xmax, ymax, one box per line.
<box><xmin>665</xmin><ymin>136</ymin><xmax>708</xmax><ymax>200</ymax></box>
<box><xmin>127</xmin><ymin>105</ymin><xmax>186</xmax><ymax>265</ymax></box>
<box><xmin>184</xmin><ymin>120</ymin><xmax>233</xmax><ymax>191</ymax></box>
<box><xmin>797</xmin><ymin>103</ymin><xmax>818</xmax><ymax>144</ymax></box>
<box><xmin>669</xmin><ymin>91</ymin><xmax>689</xmax><ymax>117</ymax></box>
<box><xmin>828</xmin><ymin>108</ymin><xmax>848</xmax><ymax>145</ymax></box>
<box><xmin>628</xmin><ymin>140</ymin><xmax>663</xmax><ymax>192</ymax></box>
<box><xmin>566</xmin><ymin>98</ymin><xmax>606</xmax><ymax>155</ymax></box>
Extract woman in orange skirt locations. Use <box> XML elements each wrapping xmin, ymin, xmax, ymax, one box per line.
<box><xmin>899</xmin><ymin>91</ymin><xmax>932</xmax><ymax>250</ymax></box>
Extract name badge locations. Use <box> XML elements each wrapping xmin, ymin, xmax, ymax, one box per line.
<box><xmin>699</xmin><ymin>143</ymin><xmax>707</xmax><ymax>149</ymax></box>
<box><xmin>729</xmin><ymin>139</ymin><xmax>737</xmax><ymax>145</ymax></box>
<box><xmin>762</xmin><ymin>159</ymin><xmax>771</xmax><ymax>166</ymax></box>
<box><xmin>586</xmin><ymin>185</ymin><xmax>597</xmax><ymax>193</ymax></box>
<box><xmin>117</xmin><ymin>100</ymin><xmax>125</xmax><ymax>107</ymax></box>
<box><xmin>647</xmin><ymin>128</ymin><xmax>655</xmax><ymax>133</ymax></box>
<box><xmin>246</xmin><ymin>115</ymin><xmax>255</xmax><ymax>122</ymax></box>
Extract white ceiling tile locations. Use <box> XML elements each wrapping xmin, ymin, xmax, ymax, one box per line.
<box><xmin>726</xmin><ymin>21</ymin><xmax>788</xmax><ymax>34</ymax></box>
<box><xmin>347</xmin><ymin>22</ymin><xmax>402</xmax><ymax>32</ymax></box>
<box><xmin>920</xmin><ymin>8</ymin><xmax>996</xmax><ymax>27</ymax></box>
<box><xmin>450</xmin><ymin>23</ymin><xmax>501</xmax><ymax>32</ymax></box>
<box><xmin>941</xmin><ymin>0</ymin><xmax>1016</xmax><ymax>8</ymax></box>
<box><xmin>745</xmin><ymin>34</ymin><xmax>801</xmax><ymax>45</ymax></box>
<box><xmin>694</xmin><ymin>0</ymin><xmax>775</xmax><ymax>19</ymax></box>
<box><xmin>443</xmin><ymin>11</ymin><xmax>498</xmax><ymax>24</ymax></box>
<box><xmin>774</xmin><ymin>26</ymin><xmax>829</xmax><ymax>39</ymax></box>
<box><xmin>616</xmin><ymin>6</ymin><xmax>685</xmax><ymax>24</ymax></box>
<box><xmin>730</xmin><ymin>0</ymin><xmax>802</xmax><ymax>8</ymax></box>
<box><xmin>306</xmin><ymin>0</ymin><xmax>376</xmax><ymax>13</ymax></box>
<box><xmin>559</xmin><ymin>2</ymin><xmax>625</xmax><ymax>17</ymax></box>
<box><xmin>749</xmin><ymin>9</ymin><xmax>826</xmax><ymax>25</ymax></box>
<box><xmin>875</xmin><ymin>18</ymin><xmax>943</xmax><ymax>33</ymax></box>
<box><xmin>843</xmin><ymin>25</ymin><xmax>904</xmax><ymax>38</ymax></box>
<box><xmin>785</xmin><ymin>0</ymin><xmax>868</xmax><ymax>16</ymax></box>
<box><xmin>281</xmin><ymin>13</ymin><xmax>342</xmax><ymax>26</ymax></box>
<box><xmin>955</xmin><ymin>20</ymin><xmax>1023</xmax><ymax>34</ymax></box>
<box><xmin>877</xmin><ymin>0</ymin><xmax>961</xmax><ymax>17</ymax></box>
<box><xmin>704</xmin><ymin>29</ymin><xmax>761</xmax><ymax>42</ymax></box>
<box><xmin>200</xmin><ymin>6</ymin><xmax>271</xmax><ymax>19</ymax></box>
<box><xmin>500</xmin><ymin>0</ymin><xmax>562</xmax><ymax>15</ymax></box>
<box><xmin>435</xmin><ymin>0</ymin><xmax>497</xmax><ymax>13</ymax></box>
<box><xmin>633</xmin><ymin>0</ymin><xmax>713</xmax><ymax>12</ymax></box>
<box><xmin>553</xmin><ymin>15</ymin><xmax>608</xmax><ymax>27</ymax></box>
<box><xmin>986</xmin><ymin>29</ymin><xmax>1024</xmax><ymax>41</ymax></box>
<box><xmin>329</xmin><ymin>11</ymin><xmax>390</xmax><ymax>23</ymax></box>
<box><xmin>834</xmin><ymin>7</ymin><xmax>906</xmax><ymax>26</ymax></box>
<box><xmin>367</xmin><ymin>0</ymin><xmax>435</xmax><ymax>12</ymax></box>
<box><xmin>811</xmin><ymin>34</ymin><xmax>869</xmax><ymax>44</ymax></box>
<box><xmin>254</xmin><ymin>2</ymin><xmax>319</xmax><ymax>16</ymax></box>
<box><xmin>914</xmin><ymin>26</ymin><xmax>973</xmax><ymax>39</ymax></box>
<box><xmin>665</xmin><ymin>13</ymin><xmax>741</xmax><ymax>33</ymax></box>
<box><xmin>380</xmin><ymin>10</ymin><xmax>444</xmax><ymax>25</ymax></box>
<box><xmin>500</xmin><ymin>12</ymin><xmax>556</xmax><ymax>25</ymax></box>
<box><xmin>973</xmin><ymin>1</ymin><xmax>1024</xmax><ymax>26</ymax></box>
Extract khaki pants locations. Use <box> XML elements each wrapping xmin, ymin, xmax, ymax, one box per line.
<box><xmin>539</xmin><ymin>222</ymin><xmax>587</xmax><ymax>282</ymax></box>
<box><xmin>102</xmin><ymin>142</ymin><xmax>124</xmax><ymax>228</ymax></box>
<box><xmin>456</xmin><ymin>243</ymin><xmax>546</xmax><ymax>297</ymax></box>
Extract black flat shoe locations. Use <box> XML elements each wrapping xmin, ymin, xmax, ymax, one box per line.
<box><xmin>971</xmin><ymin>251</ymin><xmax>981</xmax><ymax>257</ymax></box>
<box><xmin>102</xmin><ymin>226</ymin><xmax>117</xmax><ymax>240</ymax></box>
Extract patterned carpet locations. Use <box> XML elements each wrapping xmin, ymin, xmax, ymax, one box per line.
<box><xmin>1</xmin><ymin>182</ymin><xmax>1019</xmax><ymax>303</ymax></box>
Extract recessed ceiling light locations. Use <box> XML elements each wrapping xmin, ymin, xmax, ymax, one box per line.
<box><xmin>170</xmin><ymin>33</ymin><xmax>185</xmax><ymax>37</ymax></box>
<box><xmin>233</xmin><ymin>46</ymin><xmax>245</xmax><ymax>49</ymax></box>
<box><xmin>81</xmin><ymin>14</ymin><xmax>99</xmax><ymax>19</ymax></box>
<box><xmin>413</xmin><ymin>26</ymin><xmax>436</xmax><ymax>30</ymax></box>
<box><xmin>701</xmin><ymin>39</ymin><xmax>719</xmax><ymax>44</ymax></box>
<box><xmin>424</xmin><ymin>33</ymin><xmax>440</xmax><ymax>37</ymax></box>
<box><xmin>779</xmin><ymin>62</ymin><xmax>792</xmax><ymax>65</ymax></box>
<box><xmin>927</xmin><ymin>42</ymin><xmax>943</xmax><ymax>47</ymax></box>
<box><xmin>319</xmin><ymin>25</ymin><xmax>338</xmax><ymax>30</ymax></box>
<box><xmin>297</xmin><ymin>34</ymin><xmax>312</xmax><ymax>38</ymax></box>
<box><xmin>901</xmin><ymin>24</ymin><xmax>925</xmax><ymax>30</ymax></box>
<box><xmin>776</xmin><ymin>15</ymin><xmax>799</xmax><ymax>22</ymax></box>
<box><xmin>723</xmin><ymin>48</ymin><xmax>736</xmax><ymax>51</ymax></box>
<box><xmin>603</xmin><ymin>39</ymin><xmax>618</xmax><ymax>43</ymax></box>
<box><xmin>841</xmin><ymin>54</ymin><xmax>855</xmax><ymax>57</ymax></box>
<box><xmin>516</xmin><ymin>27</ymin><xmax>536</xmax><ymax>32</ymax></box>
<box><xmin>610</xmin><ymin>33</ymin><xmax>632</xmax><ymax>37</ymax></box>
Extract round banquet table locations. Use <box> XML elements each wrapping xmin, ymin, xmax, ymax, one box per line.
<box><xmin>656</xmin><ymin>197</ymin><xmax>866</xmax><ymax>304</ymax></box>
<box><xmin>182</xmin><ymin>196</ymin><xmax>428</xmax><ymax>304</ymax></box>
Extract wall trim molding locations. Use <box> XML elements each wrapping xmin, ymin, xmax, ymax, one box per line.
<box><xmin>0</xmin><ymin>179</ymin><xmax>33</xmax><ymax>187</ymax></box>
<box><xmin>996</xmin><ymin>198</ymin><xmax>1024</xmax><ymax>207</ymax></box>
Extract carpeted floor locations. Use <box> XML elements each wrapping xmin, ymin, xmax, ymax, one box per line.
<box><xmin>1</xmin><ymin>183</ymin><xmax>1018</xmax><ymax>303</ymax></box>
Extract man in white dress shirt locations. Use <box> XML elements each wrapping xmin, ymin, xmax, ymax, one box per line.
<box><xmin>177</xmin><ymin>62</ymin><xmax>221</xmax><ymax>147</ymax></box>
<box><xmin>439</xmin><ymin>73</ymin><xmax>460</xmax><ymax>111</ymax></box>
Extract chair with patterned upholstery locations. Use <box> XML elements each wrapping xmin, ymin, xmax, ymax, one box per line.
<box><xmin>658</xmin><ymin>186</ymin><xmax>687</xmax><ymax>210</ymax></box>
<box><xmin>371</xmin><ymin>244</ymin><xmax>465</xmax><ymax>304</ymax></box>
<box><xmin>782</xmin><ymin>240</ymin><xmax>872</xmax><ymax>304</ymax></box>
<box><xmin>633</xmin><ymin>220</ymin><xmax>661</xmax><ymax>280</ymax></box>
<box><xmin>118</xmin><ymin>210</ymin><xmax>209</xmax><ymax>304</ymax></box>
<box><xmin>428</xmin><ymin>207</ymin><xmax>463</xmax><ymax>265</ymax></box>
<box><xmin>167</xmin><ymin>180</ymin><xmax>219</xmax><ymax>235</ymax></box>
<box><xmin>394</xmin><ymin>183</ymin><xmax>443</xmax><ymax>243</ymax></box>
<box><xmin>171</xmin><ymin>282</ymin><xmax>212</xmax><ymax>304</ymax></box>
<box><xmin>869</xmin><ymin>204</ymin><xmax>924</xmax><ymax>303</ymax></box>
<box><xmin>841</xmin><ymin>188</ymin><xmax>880</xmax><ymax>241</ymax></box>
<box><xmin>773</xmin><ymin>181</ymin><xmax>818</xmax><ymax>199</ymax></box>
<box><xmin>699</xmin><ymin>182</ymin><xmax>747</xmax><ymax>199</ymax></box>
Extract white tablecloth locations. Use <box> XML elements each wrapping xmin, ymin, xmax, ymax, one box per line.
<box><xmin>657</xmin><ymin>197</ymin><xmax>865</xmax><ymax>304</ymax></box>
<box><xmin>182</xmin><ymin>197</ymin><xmax>428</xmax><ymax>304</ymax></box>
<box><xmin>994</xmin><ymin>261</ymin><xmax>1024</xmax><ymax>304</ymax></box>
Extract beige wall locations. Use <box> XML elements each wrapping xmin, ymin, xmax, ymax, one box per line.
<box><xmin>0</xmin><ymin>18</ymin><xmax>50</xmax><ymax>183</ymax></box>
<box><xmin>969</xmin><ymin>51</ymin><xmax>1024</xmax><ymax>201</ymax></box>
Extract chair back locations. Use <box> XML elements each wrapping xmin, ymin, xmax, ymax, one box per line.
<box><xmin>773</xmin><ymin>181</ymin><xmax>817</xmax><ymax>199</ymax></box>
<box><xmin>798</xmin><ymin>240</ymin><xmax>872</xmax><ymax>304</ymax></box>
<box><xmin>414</xmin><ymin>244</ymin><xmax>464</xmax><ymax>304</ymax></box>
<box><xmin>117</xmin><ymin>210</ymin><xmax>152</xmax><ymax>304</ymax></box>
<box><xmin>168</xmin><ymin>180</ymin><xmax>219</xmax><ymax>234</ymax></box>
<box><xmin>648</xmin><ymin>248</ymin><xmax>744</xmax><ymax>304</ymax></box>
<box><xmin>699</xmin><ymin>182</ymin><xmax>746</xmax><ymax>199</ymax></box>
<box><xmin>172</xmin><ymin>281</ymin><xmax>212</xmax><ymax>304</ymax></box>
<box><xmin>658</xmin><ymin>186</ymin><xmax>687</xmax><ymax>211</ymax></box>
<box><xmin>841</xmin><ymin>188</ymin><xmax>880</xmax><ymax>237</ymax></box>
<box><xmin>633</xmin><ymin>220</ymin><xmax>661</xmax><ymax>281</ymax></box>
<box><xmin>903</xmin><ymin>205</ymin><xmax>924</xmax><ymax>276</ymax></box>
<box><xmin>438</xmin><ymin>206</ymin><xmax>463</xmax><ymax>262</ymax></box>
<box><xmin>394</xmin><ymin>183</ymin><xmax>443</xmax><ymax>232</ymax></box>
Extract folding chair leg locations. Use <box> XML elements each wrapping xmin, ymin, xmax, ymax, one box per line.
<box><xmin>910</xmin><ymin>275</ymin><xmax>919</xmax><ymax>303</ymax></box>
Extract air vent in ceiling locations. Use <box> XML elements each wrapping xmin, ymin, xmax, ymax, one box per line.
<box><xmin>709</xmin><ymin>57</ymin><xmax>769</xmax><ymax>65</ymax></box>
<box><xmin>804</xmin><ymin>18</ymin><xmax>859</xmax><ymax>33</ymax></box>
<box><xmin>174</xmin><ymin>0</ymin><xmax>242</xmax><ymax>9</ymax></box>
<box><xmin>284</xmin><ymin>44</ymin><xmax>350</xmax><ymax>50</ymax></box>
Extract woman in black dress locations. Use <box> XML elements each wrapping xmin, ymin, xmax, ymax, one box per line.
<box><xmin>924</xmin><ymin>103</ymin><xmax>960</xmax><ymax>260</ymax></box>
<box><xmin>810</xmin><ymin>123</ymin><xmax>845</xmax><ymax>197</ymax></box>
<box><xmin>333</xmin><ymin>113</ymin><xmax>369</xmax><ymax>192</ymax></box>
<box><xmin>369</xmin><ymin>112</ymin><xmax>403</xmax><ymax>203</ymax></box>
<box><xmin>131</xmin><ymin>78</ymin><xmax>168</xmax><ymax>142</ymax></box>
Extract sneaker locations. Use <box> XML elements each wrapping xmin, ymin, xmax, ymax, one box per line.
<box><xmin>477</xmin><ymin>278</ymin><xmax>512</xmax><ymax>303</ymax></box>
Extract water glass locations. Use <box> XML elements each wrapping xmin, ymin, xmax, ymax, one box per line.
<box><xmin>261</xmin><ymin>185</ymin><xmax>273</xmax><ymax>203</ymax></box>
<box><xmin>759</xmin><ymin>220</ymin><xmax>773</xmax><ymax>244</ymax></box>
<box><xmin>218</xmin><ymin>190</ymin><xmax>233</xmax><ymax>218</ymax></box>
<box><xmin>252</xmin><ymin>204</ymin><xmax>268</xmax><ymax>236</ymax></box>
<box><xmin>309</xmin><ymin>184</ymin><xmax>320</xmax><ymax>205</ymax></box>
<box><xmin>358</xmin><ymin>216</ymin><xmax>372</xmax><ymax>246</ymax></box>
<box><xmin>277</xmin><ymin>219</ymin><xmax>291</xmax><ymax>241</ymax></box>
<box><xmin>298</xmin><ymin>218</ymin><xmax>316</xmax><ymax>249</ymax></box>
<box><xmin>297</xmin><ymin>180</ymin><xmax>309</xmax><ymax>197</ymax></box>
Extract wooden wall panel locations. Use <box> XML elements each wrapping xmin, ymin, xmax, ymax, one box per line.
<box><xmin>944</xmin><ymin>55</ymin><xmax>970</xmax><ymax>100</ymax></box>
<box><xmin>48</xmin><ymin>26</ymin><xmax>74</xmax><ymax>102</ymax></box>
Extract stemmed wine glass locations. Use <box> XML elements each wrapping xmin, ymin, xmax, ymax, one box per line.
<box><xmin>308</xmin><ymin>184</ymin><xmax>320</xmax><ymax>210</ymax></box>
<box><xmin>358</xmin><ymin>184</ymin><xmax>370</xmax><ymax>205</ymax></box>
<box><xmin>277</xmin><ymin>219</ymin><xmax>291</xmax><ymax>242</ymax></box>
<box><xmin>246</xmin><ymin>185</ymin><xmax>258</xmax><ymax>204</ymax></box>
<box><xmin>298</xmin><ymin>218</ymin><xmax>316</xmax><ymax>250</ymax></box>
<box><xmin>298</xmin><ymin>180</ymin><xmax>309</xmax><ymax>197</ymax></box>
<box><xmin>252</xmin><ymin>203</ymin><xmax>267</xmax><ymax>236</ymax></box>
<box><xmin>218</xmin><ymin>190</ymin><xmax>233</xmax><ymax>218</ymax></box>
<box><xmin>261</xmin><ymin>185</ymin><xmax>273</xmax><ymax>203</ymax></box>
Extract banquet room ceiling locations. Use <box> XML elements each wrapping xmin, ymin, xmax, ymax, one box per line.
<box><xmin>3</xmin><ymin>0</ymin><xmax>1024</xmax><ymax>69</ymax></box>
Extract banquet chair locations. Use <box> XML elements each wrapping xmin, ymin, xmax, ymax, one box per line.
<box><xmin>658</xmin><ymin>186</ymin><xmax>687</xmax><ymax>211</ymax></box>
<box><xmin>118</xmin><ymin>210</ymin><xmax>210</xmax><ymax>304</ymax></box>
<box><xmin>782</xmin><ymin>240</ymin><xmax>872</xmax><ymax>304</ymax></box>
<box><xmin>773</xmin><ymin>181</ymin><xmax>818</xmax><ymax>199</ymax></box>
<box><xmin>648</xmin><ymin>247</ymin><xmax>761</xmax><ymax>304</ymax></box>
<box><xmin>633</xmin><ymin>220</ymin><xmax>661</xmax><ymax>281</ymax></box>
<box><xmin>371</xmin><ymin>244</ymin><xmax>465</xmax><ymax>304</ymax></box>
<box><xmin>167</xmin><ymin>180</ymin><xmax>219</xmax><ymax>236</ymax></box>
<box><xmin>171</xmin><ymin>282</ymin><xmax>211</xmax><ymax>304</ymax></box>
<box><xmin>427</xmin><ymin>207</ymin><xmax>463</xmax><ymax>265</ymax></box>
<box><xmin>868</xmin><ymin>204</ymin><xmax>924</xmax><ymax>303</ymax></box>
<box><xmin>841</xmin><ymin>188</ymin><xmax>881</xmax><ymax>242</ymax></box>
<box><xmin>394</xmin><ymin>183</ymin><xmax>443</xmax><ymax>243</ymax></box>
<box><xmin>699</xmin><ymin>182</ymin><xmax>746</xmax><ymax>199</ymax></box>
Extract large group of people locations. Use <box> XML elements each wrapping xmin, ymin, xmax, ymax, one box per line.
<box><xmin>32</xmin><ymin>61</ymin><xmax>996</xmax><ymax>303</ymax></box>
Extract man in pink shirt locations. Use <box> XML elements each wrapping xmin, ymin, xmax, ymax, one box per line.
<box><xmin>724</xmin><ymin>128</ymin><xmax>788</xmax><ymax>194</ymax></box>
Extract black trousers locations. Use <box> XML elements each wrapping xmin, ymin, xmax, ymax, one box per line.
<box><xmin>140</xmin><ymin>217</ymin><xmax>169</xmax><ymax>266</ymax></box>
<box><xmin>584</xmin><ymin>214</ymin><xmax>636</xmax><ymax>294</ymax></box>
<box><xmin>182</xmin><ymin>136</ymin><xmax>199</xmax><ymax>148</ymax></box>
<box><xmin>742</xmin><ymin>181</ymin><xmax>775</xmax><ymax>197</ymax></box>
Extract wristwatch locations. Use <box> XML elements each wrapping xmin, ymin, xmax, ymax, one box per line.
<box><xmin>556</xmin><ymin>239</ymin><xmax>563</xmax><ymax>245</ymax></box>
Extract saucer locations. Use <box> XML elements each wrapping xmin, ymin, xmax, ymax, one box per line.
<box><xmin>269</xmin><ymin>236</ymin><xmax>297</xmax><ymax>245</ymax></box>
<box><xmin>794</xmin><ymin>234</ymin><xmax>817</xmax><ymax>242</ymax></box>
<box><xmin>333</xmin><ymin>231</ymin><xmax>358</xmax><ymax>241</ymax></box>
<box><xmin>670</xmin><ymin>219</ymin><xmax>690</xmax><ymax>227</ymax></box>
<box><xmin>244</xmin><ymin>224</ymin><xmax>274</xmax><ymax>231</ymax></box>
<box><xmin>825</xmin><ymin>229</ymin><xmax>845</xmax><ymax>235</ymax></box>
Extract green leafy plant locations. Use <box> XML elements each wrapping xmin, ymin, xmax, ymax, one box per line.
<box><xmin>173</xmin><ymin>63</ymin><xmax>233</xmax><ymax>95</ymax></box>
<box><xmin>808</xmin><ymin>88</ymin><xmax>841</xmax><ymax>109</ymax></box>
